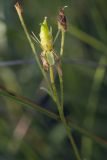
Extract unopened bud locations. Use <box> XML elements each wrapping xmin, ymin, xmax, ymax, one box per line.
<box><xmin>39</xmin><ymin>17</ymin><xmax>53</xmax><ymax>52</ymax></box>
<box><xmin>57</xmin><ymin>6</ymin><xmax>67</xmax><ymax>32</ymax></box>
<box><xmin>15</xmin><ymin>2</ymin><xmax>23</xmax><ymax>16</ymax></box>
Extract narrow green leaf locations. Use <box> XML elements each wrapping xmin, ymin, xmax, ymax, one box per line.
<box><xmin>0</xmin><ymin>85</ymin><xmax>107</xmax><ymax>150</ymax></box>
<box><xmin>68</xmin><ymin>24</ymin><xmax>107</xmax><ymax>54</ymax></box>
<box><xmin>0</xmin><ymin>86</ymin><xmax>59</xmax><ymax>121</ymax></box>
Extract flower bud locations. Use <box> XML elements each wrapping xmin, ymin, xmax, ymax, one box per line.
<box><xmin>39</xmin><ymin>17</ymin><xmax>53</xmax><ymax>52</ymax></box>
<box><xmin>15</xmin><ymin>2</ymin><xmax>23</xmax><ymax>16</ymax></box>
<box><xmin>57</xmin><ymin>6</ymin><xmax>67</xmax><ymax>32</ymax></box>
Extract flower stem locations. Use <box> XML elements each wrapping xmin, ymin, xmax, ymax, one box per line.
<box><xmin>58</xmin><ymin>69</ymin><xmax>63</xmax><ymax>110</ymax></box>
<box><xmin>15</xmin><ymin>3</ymin><xmax>53</xmax><ymax>98</ymax></box>
<box><xmin>53</xmin><ymin>29</ymin><xmax>60</xmax><ymax>44</ymax></box>
<box><xmin>60</xmin><ymin>31</ymin><xmax>65</xmax><ymax>56</ymax></box>
<box><xmin>49</xmin><ymin>65</ymin><xmax>81</xmax><ymax>160</ymax></box>
<box><xmin>57</xmin><ymin>30</ymin><xmax>81</xmax><ymax>160</ymax></box>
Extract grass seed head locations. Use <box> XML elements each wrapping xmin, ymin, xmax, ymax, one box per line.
<box><xmin>57</xmin><ymin>6</ymin><xmax>67</xmax><ymax>32</ymax></box>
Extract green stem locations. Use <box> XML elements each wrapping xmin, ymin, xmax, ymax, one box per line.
<box><xmin>49</xmin><ymin>66</ymin><xmax>81</xmax><ymax>160</ymax></box>
<box><xmin>60</xmin><ymin>111</ymin><xmax>81</xmax><ymax>160</ymax></box>
<box><xmin>60</xmin><ymin>31</ymin><xmax>65</xmax><ymax>56</ymax></box>
<box><xmin>58</xmin><ymin>30</ymin><xmax>81</xmax><ymax>159</ymax></box>
<box><xmin>15</xmin><ymin>4</ymin><xmax>53</xmax><ymax>99</ymax></box>
<box><xmin>49</xmin><ymin>66</ymin><xmax>58</xmax><ymax>103</ymax></box>
<box><xmin>58</xmin><ymin>31</ymin><xmax>64</xmax><ymax>109</ymax></box>
<box><xmin>58</xmin><ymin>67</ymin><xmax>63</xmax><ymax>110</ymax></box>
<box><xmin>53</xmin><ymin>29</ymin><xmax>60</xmax><ymax>44</ymax></box>
<box><xmin>58</xmin><ymin>31</ymin><xmax>64</xmax><ymax>110</ymax></box>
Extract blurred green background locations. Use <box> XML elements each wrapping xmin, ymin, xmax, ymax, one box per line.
<box><xmin>0</xmin><ymin>0</ymin><xmax>107</xmax><ymax>159</ymax></box>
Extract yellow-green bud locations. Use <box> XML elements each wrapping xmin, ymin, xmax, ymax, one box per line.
<box><xmin>39</xmin><ymin>17</ymin><xmax>53</xmax><ymax>52</ymax></box>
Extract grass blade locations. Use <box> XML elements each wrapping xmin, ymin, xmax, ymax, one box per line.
<box><xmin>0</xmin><ymin>85</ymin><xmax>107</xmax><ymax>150</ymax></box>
<box><xmin>0</xmin><ymin>85</ymin><xmax>59</xmax><ymax>121</ymax></box>
<box><xmin>68</xmin><ymin>24</ymin><xmax>107</xmax><ymax>54</ymax></box>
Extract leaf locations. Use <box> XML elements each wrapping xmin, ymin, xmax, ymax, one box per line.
<box><xmin>0</xmin><ymin>85</ymin><xmax>107</xmax><ymax>150</ymax></box>
<box><xmin>68</xmin><ymin>24</ymin><xmax>107</xmax><ymax>54</ymax></box>
<box><xmin>0</xmin><ymin>85</ymin><xmax>59</xmax><ymax>121</ymax></box>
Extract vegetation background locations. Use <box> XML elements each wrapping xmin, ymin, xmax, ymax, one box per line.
<box><xmin>0</xmin><ymin>0</ymin><xmax>107</xmax><ymax>159</ymax></box>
